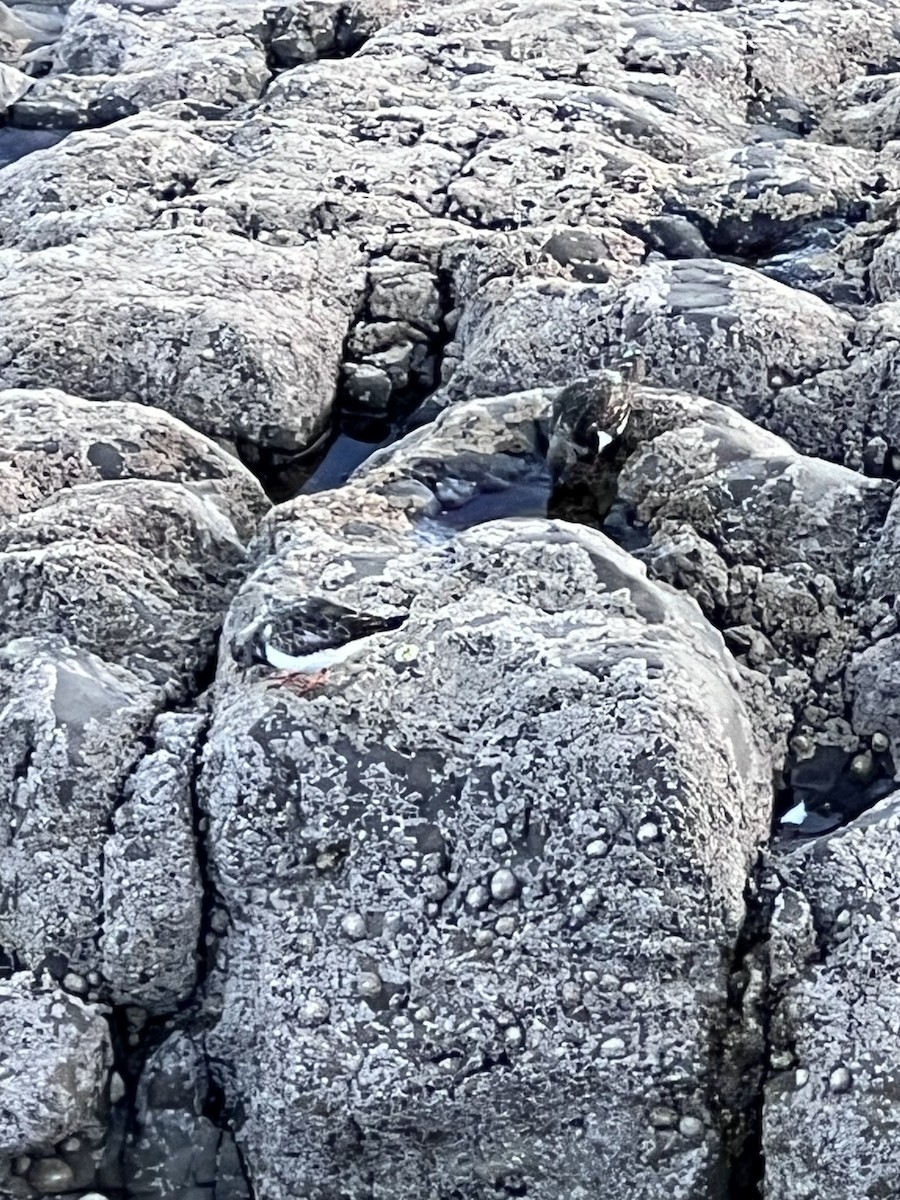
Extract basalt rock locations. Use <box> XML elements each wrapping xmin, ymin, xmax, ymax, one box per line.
<box><xmin>201</xmin><ymin>511</ymin><xmax>772</xmax><ymax>1200</ymax></box>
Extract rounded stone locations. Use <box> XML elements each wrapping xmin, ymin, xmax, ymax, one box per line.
<box><xmin>600</xmin><ymin>1037</ymin><xmax>625</xmax><ymax>1057</ymax></box>
<box><xmin>585</xmin><ymin>839</ymin><xmax>606</xmax><ymax>857</ymax></box>
<box><xmin>340</xmin><ymin>912</ymin><xmax>367</xmax><ymax>940</ymax></box>
<box><xmin>489</xmin><ymin>868</ymin><xmax>519</xmax><ymax>901</ymax></box>
<box><xmin>872</xmin><ymin>731</ymin><xmax>890</xmax><ymax>753</ymax></box>
<box><xmin>849</xmin><ymin>751</ymin><xmax>874</xmax><ymax>781</ymax></box>
<box><xmin>829</xmin><ymin>1066</ymin><xmax>852</xmax><ymax>1093</ymax></box>
<box><xmin>636</xmin><ymin>822</ymin><xmax>659</xmax><ymax>844</ymax></box>
<box><xmin>28</xmin><ymin>1157</ymin><xmax>75</xmax><ymax>1192</ymax></box>
<box><xmin>358</xmin><ymin>972</ymin><xmax>383</xmax><ymax>998</ymax></box>
<box><xmin>494</xmin><ymin>916</ymin><xmax>517</xmax><ymax>937</ymax></box>
<box><xmin>422</xmin><ymin>875</ymin><xmax>448</xmax><ymax>901</ymax></box>
<box><xmin>466</xmin><ymin>884</ymin><xmax>490</xmax><ymax>910</ymax></box>
<box><xmin>678</xmin><ymin>1116</ymin><xmax>705</xmax><ymax>1140</ymax></box>
<box><xmin>490</xmin><ymin>828</ymin><xmax>509</xmax><ymax>849</ymax></box>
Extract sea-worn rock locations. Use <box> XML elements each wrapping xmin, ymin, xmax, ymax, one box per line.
<box><xmin>0</xmin><ymin>637</ymin><xmax>158</xmax><ymax>978</ymax></box>
<box><xmin>121</xmin><ymin>1030</ymin><xmax>250</xmax><ymax>1200</ymax></box>
<box><xmin>101</xmin><ymin>712</ymin><xmax>204</xmax><ymax>1014</ymax></box>
<box><xmin>429</xmin><ymin>259</ymin><xmax>852</xmax><ymax>433</ymax></box>
<box><xmin>0</xmin><ymin>387</ymin><xmax>268</xmax><ymax>536</ymax></box>
<box><xmin>0</xmin><ymin>232</ymin><xmax>365</xmax><ymax>451</ymax></box>
<box><xmin>0</xmin><ymin>973</ymin><xmax>111</xmax><ymax>1156</ymax></box>
<box><xmin>10</xmin><ymin>0</ymin><xmax>271</xmax><ymax>128</ymax></box>
<box><xmin>763</xmin><ymin>793</ymin><xmax>900</xmax><ymax>1199</ymax></box>
<box><xmin>201</xmin><ymin>512</ymin><xmax>771</xmax><ymax>1199</ymax></box>
<box><xmin>0</xmin><ymin>479</ymin><xmax>248</xmax><ymax>689</ymax></box>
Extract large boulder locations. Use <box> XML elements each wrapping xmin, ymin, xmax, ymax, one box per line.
<box><xmin>200</xmin><ymin>510</ymin><xmax>772</xmax><ymax>1199</ymax></box>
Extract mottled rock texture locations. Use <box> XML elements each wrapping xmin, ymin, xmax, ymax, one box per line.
<box><xmin>203</xmin><ymin>513</ymin><xmax>770</xmax><ymax>1199</ymax></box>
<box><xmin>2</xmin><ymin>0</ymin><xmax>900</xmax><ymax>1196</ymax></box>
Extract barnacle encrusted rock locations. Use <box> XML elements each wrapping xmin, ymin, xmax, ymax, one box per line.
<box><xmin>0</xmin><ymin>973</ymin><xmax>112</xmax><ymax>1156</ymax></box>
<box><xmin>201</xmin><ymin>511</ymin><xmax>771</xmax><ymax>1199</ymax></box>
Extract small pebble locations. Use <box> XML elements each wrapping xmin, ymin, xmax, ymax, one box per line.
<box><xmin>490</xmin><ymin>868</ymin><xmax>519</xmax><ymax>901</ymax></box>
<box><xmin>495</xmin><ymin>916</ymin><xmax>517</xmax><ymax>937</ymax></box>
<box><xmin>600</xmin><ymin>1036</ymin><xmax>625</xmax><ymax>1057</ymax></box>
<box><xmin>109</xmin><ymin>1072</ymin><xmax>126</xmax><ymax>1104</ymax></box>
<box><xmin>679</xmin><ymin>1116</ymin><xmax>704</xmax><ymax>1140</ymax></box>
<box><xmin>795</xmin><ymin>1068</ymin><xmax>809</xmax><ymax>1087</ymax></box>
<box><xmin>637</xmin><ymin>822</ymin><xmax>659</xmax><ymax>844</ymax></box>
<box><xmin>872</xmin><ymin>731</ymin><xmax>890</xmax><ymax>754</ymax></box>
<box><xmin>850</xmin><ymin>751</ymin><xmax>874</xmax><ymax>781</ymax></box>
<box><xmin>585</xmin><ymin>839</ymin><xmax>606</xmax><ymax>857</ymax></box>
<box><xmin>12</xmin><ymin>1156</ymin><xmax>30</xmax><ymax>1176</ymax></box>
<box><xmin>62</xmin><ymin>972</ymin><xmax>87</xmax><ymax>994</ymax></box>
<box><xmin>491</xmin><ymin>828</ymin><xmax>509</xmax><ymax>849</ymax></box>
<box><xmin>473</xmin><ymin>929</ymin><xmax>493</xmax><ymax>947</ymax></box>
<box><xmin>300</xmin><ymin>996</ymin><xmax>329</xmax><ymax>1025</ymax></box>
<box><xmin>649</xmin><ymin>1107</ymin><xmax>678</xmax><ymax>1129</ymax></box>
<box><xmin>358</xmin><ymin>972</ymin><xmax>383</xmax><ymax>998</ymax></box>
<box><xmin>422</xmin><ymin>875</ymin><xmax>448</xmax><ymax>901</ymax></box>
<box><xmin>28</xmin><ymin>1157</ymin><xmax>75</xmax><ymax>1192</ymax></box>
<box><xmin>59</xmin><ymin>1137</ymin><xmax>80</xmax><ymax>1153</ymax></box>
<box><xmin>830</xmin><ymin>1066</ymin><xmax>852</xmax><ymax>1093</ymax></box>
<box><xmin>393</xmin><ymin>643</ymin><xmax>419</xmax><ymax>664</ymax></box>
<box><xmin>466</xmin><ymin>885</ymin><xmax>490</xmax><ymax>910</ymax></box>
<box><xmin>340</xmin><ymin>913</ymin><xmax>367</xmax><ymax>940</ymax></box>
<box><xmin>504</xmin><ymin>1025</ymin><xmax>524</xmax><ymax>1048</ymax></box>
<box><xmin>790</xmin><ymin>734</ymin><xmax>813</xmax><ymax>759</ymax></box>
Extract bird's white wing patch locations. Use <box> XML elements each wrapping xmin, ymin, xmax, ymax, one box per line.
<box><xmin>264</xmin><ymin>643</ymin><xmax>313</xmax><ymax>671</ymax></box>
<box><xmin>780</xmin><ymin>800</ymin><xmax>807</xmax><ymax>826</ymax></box>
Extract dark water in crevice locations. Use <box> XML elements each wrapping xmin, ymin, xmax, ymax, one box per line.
<box><xmin>0</xmin><ymin>125</ymin><xmax>67</xmax><ymax>168</ymax></box>
<box><xmin>773</xmin><ymin>740</ymin><xmax>897</xmax><ymax>840</ymax></box>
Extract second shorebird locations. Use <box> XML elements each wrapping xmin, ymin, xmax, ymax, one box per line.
<box><xmin>234</xmin><ymin>598</ymin><xmax>409</xmax><ymax>695</ymax></box>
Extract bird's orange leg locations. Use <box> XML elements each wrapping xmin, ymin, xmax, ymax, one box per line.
<box><xmin>265</xmin><ymin>669</ymin><xmax>329</xmax><ymax>695</ymax></box>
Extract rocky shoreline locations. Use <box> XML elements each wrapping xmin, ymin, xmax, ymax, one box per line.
<box><xmin>2</xmin><ymin>0</ymin><xmax>900</xmax><ymax>1196</ymax></box>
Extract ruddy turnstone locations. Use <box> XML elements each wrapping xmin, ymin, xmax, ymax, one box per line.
<box><xmin>234</xmin><ymin>598</ymin><xmax>409</xmax><ymax>695</ymax></box>
<box><xmin>548</xmin><ymin>356</ymin><xmax>642</xmax><ymax>525</ymax></box>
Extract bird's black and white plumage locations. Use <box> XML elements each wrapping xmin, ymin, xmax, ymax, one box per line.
<box><xmin>233</xmin><ymin>598</ymin><xmax>409</xmax><ymax>676</ymax></box>
<box><xmin>548</xmin><ymin>360</ymin><xmax>642</xmax><ymax>525</ymax></box>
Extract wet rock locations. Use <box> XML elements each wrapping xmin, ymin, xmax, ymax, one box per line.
<box><xmin>122</xmin><ymin>1031</ymin><xmax>250</xmax><ymax>1200</ymax></box>
<box><xmin>617</xmin><ymin>386</ymin><xmax>892</xmax><ymax>799</ymax></box>
<box><xmin>764</xmin><ymin>792</ymin><xmax>900</xmax><ymax>1199</ymax></box>
<box><xmin>201</xmin><ymin>511</ymin><xmax>771</xmax><ymax>1199</ymax></box>
<box><xmin>0</xmin><ymin>974</ymin><xmax>111</xmax><ymax>1156</ymax></box>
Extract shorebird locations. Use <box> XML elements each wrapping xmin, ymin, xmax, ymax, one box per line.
<box><xmin>233</xmin><ymin>598</ymin><xmax>409</xmax><ymax>696</ymax></box>
<box><xmin>547</xmin><ymin>358</ymin><xmax>642</xmax><ymax>525</ymax></box>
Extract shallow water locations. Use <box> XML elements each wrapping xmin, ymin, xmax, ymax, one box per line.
<box><xmin>0</xmin><ymin>125</ymin><xmax>67</xmax><ymax>169</ymax></box>
<box><xmin>300</xmin><ymin>432</ymin><xmax>392</xmax><ymax>493</ymax></box>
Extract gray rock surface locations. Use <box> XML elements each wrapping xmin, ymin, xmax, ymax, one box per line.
<box><xmin>0</xmin><ymin>233</ymin><xmax>365</xmax><ymax>450</ymax></box>
<box><xmin>202</xmin><ymin>511</ymin><xmax>771</xmax><ymax>1199</ymax></box>
<box><xmin>763</xmin><ymin>794</ymin><xmax>900</xmax><ymax>1199</ymax></box>
<box><xmin>0</xmin><ymin>973</ymin><xmax>111</xmax><ymax>1156</ymax></box>
<box><xmin>3</xmin><ymin>0</ymin><xmax>900</xmax><ymax>1195</ymax></box>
